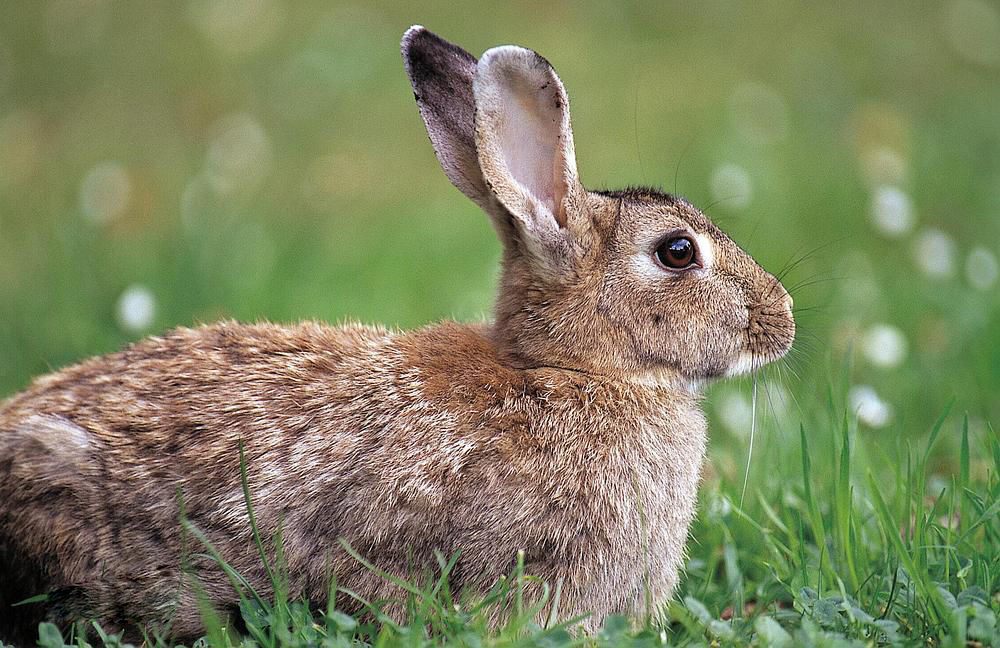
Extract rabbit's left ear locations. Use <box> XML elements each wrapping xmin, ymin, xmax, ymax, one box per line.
<box><xmin>473</xmin><ymin>46</ymin><xmax>585</xmax><ymax>257</ymax></box>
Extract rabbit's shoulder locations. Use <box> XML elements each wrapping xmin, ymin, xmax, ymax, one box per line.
<box><xmin>391</xmin><ymin>320</ymin><xmax>705</xmax><ymax>457</ymax></box>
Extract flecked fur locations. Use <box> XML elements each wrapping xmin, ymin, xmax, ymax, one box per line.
<box><xmin>0</xmin><ymin>26</ymin><xmax>794</xmax><ymax>644</ymax></box>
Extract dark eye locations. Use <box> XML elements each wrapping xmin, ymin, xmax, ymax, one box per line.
<box><xmin>654</xmin><ymin>236</ymin><xmax>697</xmax><ymax>269</ymax></box>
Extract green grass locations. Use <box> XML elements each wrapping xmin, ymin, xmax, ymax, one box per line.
<box><xmin>2</xmin><ymin>2</ymin><xmax>999</xmax><ymax>646</ymax></box>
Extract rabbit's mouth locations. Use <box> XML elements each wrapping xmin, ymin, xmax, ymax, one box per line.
<box><xmin>722</xmin><ymin>303</ymin><xmax>795</xmax><ymax>377</ymax></box>
<box><xmin>725</xmin><ymin>318</ymin><xmax>795</xmax><ymax>377</ymax></box>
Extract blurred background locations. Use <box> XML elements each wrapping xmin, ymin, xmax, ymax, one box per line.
<box><xmin>1</xmin><ymin>1</ymin><xmax>998</xmax><ymax>477</ymax></box>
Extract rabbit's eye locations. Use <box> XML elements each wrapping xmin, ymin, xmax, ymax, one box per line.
<box><xmin>654</xmin><ymin>236</ymin><xmax>697</xmax><ymax>269</ymax></box>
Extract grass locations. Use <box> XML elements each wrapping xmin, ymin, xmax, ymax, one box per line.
<box><xmin>11</xmin><ymin>393</ymin><xmax>999</xmax><ymax>647</ymax></box>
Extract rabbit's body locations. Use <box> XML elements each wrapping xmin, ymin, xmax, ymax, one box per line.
<box><xmin>0</xmin><ymin>26</ymin><xmax>794</xmax><ymax>643</ymax></box>
<box><xmin>1</xmin><ymin>320</ymin><xmax>704</xmax><ymax>639</ymax></box>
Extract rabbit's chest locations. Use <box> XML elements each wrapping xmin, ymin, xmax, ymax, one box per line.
<box><xmin>602</xmin><ymin>414</ymin><xmax>708</xmax><ymax>597</ymax></box>
<box><xmin>632</xmin><ymin>415</ymin><xmax>707</xmax><ymax>522</ymax></box>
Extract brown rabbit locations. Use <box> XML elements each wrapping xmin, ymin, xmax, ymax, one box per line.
<box><xmin>0</xmin><ymin>26</ymin><xmax>794</xmax><ymax>644</ymax></box>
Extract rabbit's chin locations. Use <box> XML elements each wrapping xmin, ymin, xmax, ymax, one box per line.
<box><xmin>724</xmin><ymin>349</ymin><xmax>785</xmax><ymax>377</ymax></box>
<box><xmin>629</xmin><ymin>349</ymin><xmax>784</xmax><ymax>392</ymax></box>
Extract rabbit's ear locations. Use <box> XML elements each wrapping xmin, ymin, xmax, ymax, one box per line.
<box><xmin>473</xmin><ymin>46</ymin><xmax>584</xmax><ymax>256</ymax></box>
<box><xmin>401</xmin><ymin>27</ymin><xmax>500</xmax><ymax>218</ymax></box>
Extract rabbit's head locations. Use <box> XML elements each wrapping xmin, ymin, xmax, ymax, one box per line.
<box><xmin>402</xmin><ymin>27</ymin><xmax>794</xmax><ymax>388</ymax></box>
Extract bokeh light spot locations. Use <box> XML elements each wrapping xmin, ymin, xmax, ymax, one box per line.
<box><xmin>116</xmin><ymin>284</ymin><xmax>157</xmax><ymax>333</ymax></box>
<box><xmin>850</xmin><ymin>104</ymin><xmax>911</xmax><ymax>168</ymax></box>
<box><xmin>965</xmin><ymin>246</ymin><xmax>999</xmax><ymax>291</ymax></box>
<box><xmin>871</xmin><ymin>185</ymin><xmax>915</xmax><ymax>238</ymax></box>
<box><xmin>862</xmin><ymin>323</ymin><xmax>908</xmax><ymax>369</ymax></box>
<box><xmin>79</xmin><ymin>161</ymin><xmax>132</xmax><ymax>225</ymax></box>
<box><xmin>204</xmin><ymin>113</ymin><xmax>272</xmax><ymax>196</ymax></box>
<box><xmin>944</xmin><ymin>0</ymin><xmax>1000</xmax><ymax>67</ymax></box>
<box><xmin>849</xmin><ymin>385</ymin><xmax>893</xmax><ymax>428</ymax></box>
<box><xmin>717</xmin><ymin>389</ymin><xmax>753</xmax><ymax>438</ymax></box>
<box><xmin>709</xmin><ymin>163</ymin><xmax>752</xmax><ymax>210</ymax></box>
<box><xmin>911</xmin><ymin>228</ymin><xmax>957</xmax><ymax>279</ymax></box>
<box><xmin>860</xmin><ymin>147</ymin><xmax>907</xmax><ymax>187</ymax></box>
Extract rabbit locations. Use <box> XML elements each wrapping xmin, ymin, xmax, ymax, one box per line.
<box><xmin>0</xmin><ymin>26</ymin><xmax>795</xmax><ymax>645</ymax></box>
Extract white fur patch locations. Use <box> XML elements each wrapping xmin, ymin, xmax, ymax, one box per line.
<box><xmin>725</xmin><ymin>351</ymin><xmax>758</xmax><ymax>377</ymax></box>
<box><xmin>693</xmin><ymin>232</ymin><xmax>715</xmax><ymax>270</ymax></box>
<box><xmin>631</xmin><ymin>250</ymin><xmax>666</xmax><ymax>279</ymax></box>
<box><xmin>15</xmin><ymin>414</ymin><xmax>91</xmax><ymax>451</ymax></box>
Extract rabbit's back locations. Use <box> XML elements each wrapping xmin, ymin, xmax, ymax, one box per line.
<box><xmin>0</xmin><ymin>320</ymin><xmax>705</xmax><ymax>638</ymax></box>
<box><xmin>0</xmin><ymin>320</ymin><xmax>403</xmax><ymax>637</ymax></box>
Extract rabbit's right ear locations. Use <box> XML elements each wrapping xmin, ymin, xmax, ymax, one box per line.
<box><xmin>402</xmin><ymin>26</ymin><xmax>506</xmax><ymax>227</ymax></box>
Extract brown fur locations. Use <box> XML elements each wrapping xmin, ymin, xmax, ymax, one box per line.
<box><xmin>0</xmin><ymin>27</ymin><xmax>794</xmax><ymax>644</ymax></box>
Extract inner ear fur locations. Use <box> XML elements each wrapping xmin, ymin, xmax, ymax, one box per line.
<box><xmin>473</xmin><ymin>46</ymin><xmax>585</xmax><ymax>245</ymax></box>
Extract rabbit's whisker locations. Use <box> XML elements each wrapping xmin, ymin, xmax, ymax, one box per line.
<box><xmin>739</xmin><ymin>369</ymin><xmax>758</xmax><ymax>510</ymax></box>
